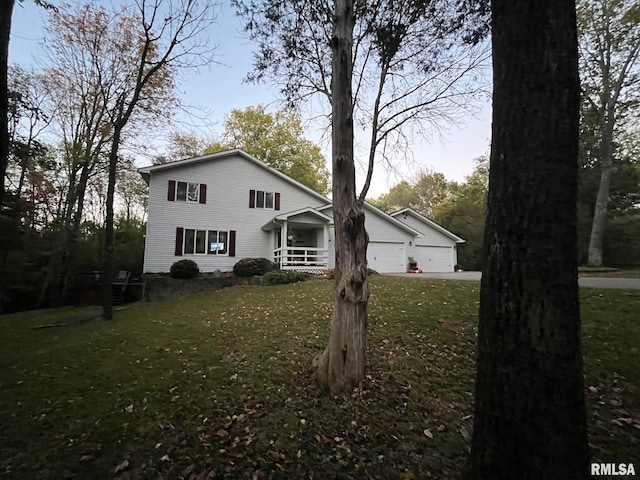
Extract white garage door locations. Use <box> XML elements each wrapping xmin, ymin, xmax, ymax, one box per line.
<box><xmin>414</xmin><ymin>245</ymin><xmax>454</xmax><ymax>272</ymax></box>
<box><xmin>367</xmin><ymin>242</ymin><xmax>406</xmax><ymax>273</ymax></box>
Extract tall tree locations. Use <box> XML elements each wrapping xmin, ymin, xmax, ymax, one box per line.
<box><xmin>313</xmin><ymin>0</ymin><xmax>369</xmax><ymax>395</ymax></box>
<box><xmin>578</xmin><ymin>0</ymin><xmax>640</xmax><ymax>266</ymax></box>
<box><xmin>434</xmin><ymin>156</ymin><xmax>488</xmax><ymax>270</ymax></box>
<box><xmin>204</xmin><ymin>105</ymin><xmax>330</xmax><ymax>194</ymax></box>
<box><xmin>236</xmin><ymin>0</ymin><xmax>488</xmax><ymax>395</ymax></box>
<box><xmin>98</xmin><ymin>0</ymin><xmax>217</xmax><ymax>319</ymax></box>
<box><xmin>465</xmin><ymin>0</ymin><xmax>591</xmax><ymax>478</ymax></box>
<box><xmin>0</xmin><ymin>0</ymin><xmax>15</xmax><ymax>211</ymax></box>
<box><xmin>0</xmin><ymin>0</ymin><xmax>55</xmax><ymax>211</ymax></box>
<box><xmin>36</xmin><ymin>2</ymin><xmax>173</xmax><ymax>307</ymax></box>
<box><xmin>371</xmin><ymin>170</ymin><xmax>458</xmax><ymax>218</ymax></box>
<box><xmin>233</xmin><ymin>0</ymin><xmax>488</xmax><ymax>201</ymax></box>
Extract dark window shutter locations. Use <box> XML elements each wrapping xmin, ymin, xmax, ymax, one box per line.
<box><xmin>249</xmin><ymin>189</ymin><xmax>255</xmax><ymax>208</ymax></box>
<box><xmin>168</xmin><ymin>180</ymin><xmax>176</xmax><ymax>201</ymax></box>
<box><xmin>199</xmin><ymin>184</ymin><xmax>207</xmax><ymax>204</ymax></box>
<box><xmin>275</xmin><ymin>192</ymin><xmax>281</xmax><ymax>211</ymax></box>
<box><xmin>175</xmin><ymin>227</ymin><xmax>183</xmax><ymax>256</ymax></box>
<box><xmin>229</xmin><ymin>230</ymin><xmax>236</xmax><ymax>257</ymax></box>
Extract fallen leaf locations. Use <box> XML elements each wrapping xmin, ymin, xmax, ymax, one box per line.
<box><xmin>401</xmin><ymin>469</ymin><xmax>415</xmax><ymax>480</ymax></box>
<box><xmin>159</xmin><ymin>454</ymin><xmax>170</xmax><ymax>462</ymax></box>
<box><xmin>114</xmin><ymin>459</ymin><xmax>129</xmax><ymax>474</ymax></box>
<box><xmin>423</xmin><ymin>429</ymin><xmax>433</xmax><ymax>439</ymax></box>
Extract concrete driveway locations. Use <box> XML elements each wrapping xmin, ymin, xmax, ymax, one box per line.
<box><xmin>385</xmin><ymin>272</ymin><xmax>640</xmax><ymax>290</ymax></box>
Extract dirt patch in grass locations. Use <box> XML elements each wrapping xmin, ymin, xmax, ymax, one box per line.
<box><xmin>0</xmin><ymin>277</ymin><xmax>638</xmax><ymax>479</ymax></box>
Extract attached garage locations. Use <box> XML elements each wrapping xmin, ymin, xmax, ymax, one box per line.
<box><xmin>413</xmin><ymin>245</ymin><xmax>455</xmax><ymax>273</ymax></box>
<box><xmin>391</xmin><ymin>208</ymin><xmax>465</xmax><ymax>273</ymax></box>
<box><xmin>367</xmin><ymin>241</ymin><xmax>406</xmax><ymax>273</ymax></box>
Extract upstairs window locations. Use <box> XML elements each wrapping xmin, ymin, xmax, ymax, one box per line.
<box><xmin>168</xmin><ymin>180</ymin><xmax>207</xmax><ymax>204</ymax></box>
<box><xmin>249</xmin><ymin>189</ymin><xmax>280</xmax><ymax>210</ymax></box>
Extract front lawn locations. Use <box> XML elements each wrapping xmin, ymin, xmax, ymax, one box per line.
<box><xmin>1</xmin><ymin>277</ymin><xmax>638</xmax><ymax>479</ymax></box>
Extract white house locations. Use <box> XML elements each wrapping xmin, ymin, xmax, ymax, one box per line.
<box><xmin>139</xmin><ymin>149</ymin><xmax>464</xmax><ymax>274</ymax></box>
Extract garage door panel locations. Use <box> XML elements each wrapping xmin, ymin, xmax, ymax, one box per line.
<box><xmin>368</xmin><ymin>242</ymin><xmax>405</xmax><ymax>273</ymax></box>
<box><xmin>414</xmin><ymin>245</ymin><xmax>453</xmax><ymax>272</ymax></box>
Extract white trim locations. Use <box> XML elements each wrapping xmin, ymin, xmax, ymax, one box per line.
<box><xmin>391</xmin><ymin>208</ymin><xmax>466</xmax><ymax>243</ymax></box>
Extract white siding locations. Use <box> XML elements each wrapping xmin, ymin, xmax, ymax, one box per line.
<box><xmin>320</xmin><ymin>206</ymin><xmax>414</xmax><ymax>272</ymax></box>
<box><xmin>392</xmin><ymin>211</ymin><xmax>461</xmax><ymax>272</ymax></box>
<box><xmin>394</xmin><ymin>213</ymin><xmax>454</xmax><ymax>246</ymax></box>
<box><xmin>143</xmin><ymin>154</ymin><xmax>329</xmax><ymax>273</ymax></box>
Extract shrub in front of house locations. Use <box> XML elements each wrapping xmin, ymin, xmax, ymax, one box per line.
<box><xmin>170</xmin><ymin>259</ymin><xmax>200</xmax><ymax>279</ymax></box>
<box><xmin>262</xmin><ymin>270</ymin><xmax>310</xmax><ymax>285</ymax></box>
<box><xmin>233</xmin><ymin>258</ymin><xmax>274</xmax><ymax>277</ymax></box>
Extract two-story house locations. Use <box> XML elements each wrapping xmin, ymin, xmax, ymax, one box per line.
<box><xmin>139</xmin><ymin>149</ymin><xmax>465</xmax><ymax>274</ymax></box>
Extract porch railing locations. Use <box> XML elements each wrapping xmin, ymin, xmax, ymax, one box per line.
<box><xmin>273</xmin><ymin>247</ymin><xmax>329</xmax><ymax>268</ymax></box>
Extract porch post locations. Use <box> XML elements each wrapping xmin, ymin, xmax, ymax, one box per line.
<box><xmin>323</xmin><ymin>224</ymin><xmax>329</xmax><ymax>267</ymax></box>
<box><xmin>281</xmin><ymin>221</ymin><xmax>288</xmax><ymax>267</ymax></box>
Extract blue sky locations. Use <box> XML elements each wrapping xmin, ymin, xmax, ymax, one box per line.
<box><xmin>9</xmin><ymin>1</ymin><xmax>491</xmax><ymax>197</ymax></box>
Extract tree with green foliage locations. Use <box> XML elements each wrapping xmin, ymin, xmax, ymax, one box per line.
<box><xmin>578</xmin><ymin>0</ymin><xmax>640</xmax><ymax>266</ymax></box>
<box><xmin>434</xmin><ymin>157</ymin><xmax>487</xmax><ymax>270</ymax></box>
<box><xmin>205</xmin><ymin>105</ymin><xmax>330</xmax><ymax>194</ymax></box>
<box><xmin>465</xmin><ymin>0</ymin><xmax>591</xmax><ymax>477</ymax></box>
<box><xmin>371</xmin><ymin>171</ymin><xmax>458</xmax><ymax>218</ymax></box>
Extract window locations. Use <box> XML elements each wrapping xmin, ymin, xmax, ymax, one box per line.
<box><xmin>183</xmin><ymin>229</ymin><xmax>228</xmax><ymax>255</ymax></box>
<box><xmin>249</xmin><ymin>189</ymin><xmax>280</xmax><ymax>210</ymax></box>
<box><xmin>208</xmin><ymin>230</ymin><xmax>228</xmax><ymax>255</ymax></box>
<box><xmin>176</xmin><ymin>228</ymin><xmax>235</xmax><ymax>257</ymax></box>
<box><xmin>177</xmin><ymin>181</ymin><xmax>189</xmax><ymax>201</ymax></box>
<box><xmin>168</xmin><ymin>180</ymin><xmax>207</xmax><ymax>204</ymax></box>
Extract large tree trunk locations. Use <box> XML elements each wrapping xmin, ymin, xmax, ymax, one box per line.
<box><xmin>465</xmin><ymin>0</ymin><xmax>591</xmax><ymax>478</ymax></box>
<box><xmin>102</xmin><ymin>127</ymin><xmax>121</xmax><ymax>320</ymax></box>
<box><xmin>0</xmin><ymin>0</ymin><xmax>15</xmax><ymax>211</ymax></box>
<box><xmin>587</xmin><ymin>123</ymin><xmax>614</xmax><ymax>267</ymax></box>
<box><xmin>316</xmin><ymin>0</ymin><xmax>369</xmax><ymax>396</ymax></box>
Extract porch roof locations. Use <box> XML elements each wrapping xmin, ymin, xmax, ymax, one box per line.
<box><xmin>261</xmin><ymin>207</ymin><xmax>333</xmax><ymax>231</ymax></box>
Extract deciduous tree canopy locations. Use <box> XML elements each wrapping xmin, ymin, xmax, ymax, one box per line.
<box><xmin>204</xmin><ymin>105</ymin><xmax>330</xmax><ymax>194</ymax></box>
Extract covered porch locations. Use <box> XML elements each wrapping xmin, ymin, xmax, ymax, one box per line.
<box><xmin>262</xmin><ymin>207</ymin><xmax>333</xmax><ymax>273</ymax></box>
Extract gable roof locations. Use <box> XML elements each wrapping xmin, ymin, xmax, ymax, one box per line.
<box><xmin>138</xmin><ymin>148</ymin><xmax>331</xmax><ymax>205</ymax></box>
<box><xmin>391</xmin><ymin>208</ymin><xmax>466</xmax><ymax>243</ymax></box>
<box><xmin>262</xmin><ymin>207</ymin><xmax>334</xmax><ymax>231</ymax></box>
<box><xmin>316</xmin><ymin>202</ymin><xmax>423</xmax><ymax>237</ymax></box>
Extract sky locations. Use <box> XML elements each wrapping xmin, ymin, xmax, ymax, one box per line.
<box><xmin>9</xmin><ymin>1</ymin><xmax>491</xmax><ymax>198</ymax></box>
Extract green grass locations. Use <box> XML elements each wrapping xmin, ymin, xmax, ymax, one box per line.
<box><xmin>579</xmin><ymin>267</ymin><xmax>640</xmax><ymax>278</ymax></box>
<box><xmin>1</xmin><ymin>277</ymin><xmax>639</xmax><ymax>479</ymax></box>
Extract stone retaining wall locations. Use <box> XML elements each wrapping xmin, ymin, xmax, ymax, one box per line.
<box><xmin>143</xmin><ymin>273</ymin><xmax>262</xmax><ymax>302</ymax></box>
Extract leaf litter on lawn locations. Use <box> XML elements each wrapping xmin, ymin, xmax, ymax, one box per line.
<box><xmin>0</xmin><ymin>277</ymin><xmax>638</xmax><ymax>478</ymax></box>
